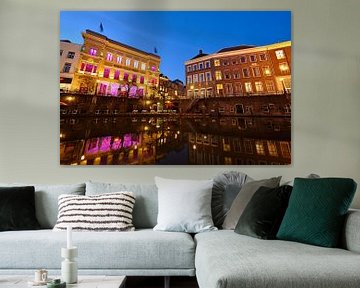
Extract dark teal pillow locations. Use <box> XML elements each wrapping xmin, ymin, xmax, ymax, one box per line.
<box><xmin>277</xmin><ymin>178</ymin><xmax>357</xmax><ymax>247</ymax></box>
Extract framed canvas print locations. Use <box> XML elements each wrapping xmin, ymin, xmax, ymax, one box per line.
<box><xmin>60</xmin><ymin>11</ymin><xmax>291</xmax><ymax>165</ymax></box>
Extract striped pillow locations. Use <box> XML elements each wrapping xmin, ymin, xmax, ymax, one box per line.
<box><xmin>53</xmin><ymin>192</ymin><xmax>136</xmax><ymax>231</ymax></box>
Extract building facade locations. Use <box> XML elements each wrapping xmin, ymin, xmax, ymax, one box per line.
<box><xmin>185</xmin><ymin>41</ymin><xmax>291</xmax><ymax>98</ymax></box>
<box><xmin>71</xmin><ymin>30</ymin><xmax>160</xmax><ymax>98</ymax></box>
<box><xmin>60</xmin><ymin>40</ymin><xmax>82</xmax><ymax>92</ymax></box>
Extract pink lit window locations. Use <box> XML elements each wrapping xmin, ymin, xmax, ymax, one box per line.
<box><xmin>123</xmin><ymin>73</ymin><xmax>129</xmax><ymax>81</ymax></box>
<box><xmin>106</xmin><ymin>53</ymin><xmax>113</xmax><ymax>61</ymax></box>
<box><xmin>104</xmin><ymin>68</ymin><xmax>110</xmax><ymax>78</ymax></box>
<box><xmin>132</xmin><ymin>74</ymin><xmax>137</xmax><ymax>82</ymax></box>
<box><xmin>140</xmin><ymin>76</ymin><xmax>144</xmax><ymax>84</ymax></box>
<box><xmin>80</xmin><ymin>63</ymin><xmax>85</xmax><ymax>71</ymax></box>
<box><xmin>89</xmin><ymin>48</ymin><xmax>97</xmax><ymax>56</ymax></box>
<box><xmin>114</xmin><ymin>70</ymin><xmax>120</xmax><ymax>80</ymax></box>
<box><xmin>93</xmin><ymin>66</ymin><xmax>97</xmax><ymax>73</ymax></box>
<box><xmin>151</xmin><ymin>66</ymin><xmax>156</xmax><ymax>72</ymax></box>
<box><xmin>85</xmin><ymin>64</ymin><xmax>93</xmax><ymax>73</ymax></box>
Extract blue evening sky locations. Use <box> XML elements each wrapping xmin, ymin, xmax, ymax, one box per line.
<box><xmin>60</xmin><ymin>11</ymin><xmax>291</xmax><ymax>82</ymax></box>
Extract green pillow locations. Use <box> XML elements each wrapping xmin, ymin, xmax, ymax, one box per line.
<box><xmin>277</xmin><ymin>178</ymin><xmax>357</xmax><ymax>247</ymax></box>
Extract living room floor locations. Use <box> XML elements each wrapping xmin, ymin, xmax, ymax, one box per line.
<box><xmin>127</xmin><ymin>276</ymin><xmax>199</xmax><ymax>288</ymax></box>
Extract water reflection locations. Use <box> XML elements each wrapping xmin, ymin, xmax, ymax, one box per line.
<box><xmin>60</xmin><ymin>116</ymin><xmax>291</xmax><ymax>165</ymax></box>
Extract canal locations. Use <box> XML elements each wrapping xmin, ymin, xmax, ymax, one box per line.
<box><xmin>60</xmin><ymin>116</ymin><xmax>291</xmax><ymax>165</ymax></box>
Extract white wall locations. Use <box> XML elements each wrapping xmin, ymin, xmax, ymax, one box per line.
<box><xmin>0</xmin><ymin>0</ymin><xmax>359</xmax><ymax>208</ymax></box>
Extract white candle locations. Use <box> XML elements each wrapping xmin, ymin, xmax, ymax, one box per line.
<box><xmin>67</xmin><ymin>225</ymin><xmax>72</xmax><ymax>249</ymax></box>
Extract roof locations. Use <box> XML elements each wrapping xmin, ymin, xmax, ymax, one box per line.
<box><xmin>191</xmin><ymin>50</ymin><xmax>208</xmax><ymax>60</ymax></box>
<box><xmin>217</xmin><ymin>45</ymin><xmax>255</xmax><ymax>53</ymax></box>
<box><xmin>85</xmin><ymin>30</ymin><xmax>160</xmax><ymax>59</ymax></box>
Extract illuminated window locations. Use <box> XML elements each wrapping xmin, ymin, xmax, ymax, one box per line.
<box><xmin>140</xmin><ymin>76</ymin><xmax>145</xmax><ymax>84</ymax></box>
<box><xmin>256</xmin><ymin>141</ymin><xmax>265</xmax><ymax>155</ymax></box>
<box><xmin>252</xmin><ymin>67</ymin><xmax>261</xmax><ymax>77</ymax></box>
<box><xmin>199</xmin><ymin>73</ymin><xmax>205</xmax><ymax>82</ymax></box>
<box><xmin>205</xmin><ymin>72</ymin><xmax>212</xmax><ymax>81</ymax></box>
<box><xmin>250</xmin><ymin>55</ymin><xmax>257</xmax><ymax>62</ymax></box>
<box><xmin>259</xmin><ymin>53</ymin><xmax>267</xmax><ymax>61</ymax></box>
<box><xmin>242</xmin><ymin>68</ymin><xmax>250</xmax><ymax>78</ymax></box>
<box><xmin>141</xmin><ymin>63</ymin><xmax>146</xmax><ymax>70</ymax></box>
<box><xmin>215</xmin><ymin>71</ymin><xmax>222</xmax><ymax>80</ymax></box>
<box><xmin>116</xmin><ymin>56</ymin><xmax>122</xmax><ymax>64</ymax></box>
<box><xmin>132</xmin><ymin>74</ymin><xmax>137</xmax><ymax>82</ymax></box>
<box><xmin>106</xmin><ymin>53</ymin><xmax>113</xmax><ymax>61</ymax></box>
<box><xmin>266</xmin><ymin>81</ymin><xmax>275</xmax><ymax>93</ymax></box>
<box><xmin>187</xmin><ymin>75</ymin><xmax>192</xmax><ymax>84</ymax></box>
<box><xmin>275</xmin><ymin>50</ymin><xmax>286</xmax><ymax>59</ymax></box>
<box><xmin>240</xmin><ymin>56</ymin><xmax>247</xmax><ymax>63</ymax></box>
<box><xmin>80</xmin><ymin>63</ymin><xmax>85</xmax><ymax>71</ymax></box>
<box><xmin>214</xmin><ymin>59</ymin><xmax>221</xmax><ymax>66</ymax></box>
<box><xmin>151</xmin><ymin>65</ymin><xmax>156</xmax><ymax>72</ymax></box>
<box><xmin>262</xmin><ymin>66</ymin><xmax>271</xmax><ymax>76</ymax></box>
<box><xmin>114</xmin><ymin>70</ymin><xmax>120</xmax><ymax>80</ymax></box>
<box><xmin>134</xmin><ymin>60</ymin><xmax>139</xmax><ymax>69</ymax></box>
<box><xmin>279</xmin><ymin>62</ymin><xmax>290</xmax><ymax>73</ymax></box>
<box><xmin>89</xmin><ymin>48</ymin><xmax>97</xmax><ymax>56</ymax></box>
<box><xmin>245</xmin><ymin>82</ymin><xmax>252</xmax><ymax>93</ymax></box>
<box><xmin>216</xmin><ymin>84</ymin><xmax>223</xmax><ymax>93</ymax></box>
<box><xmin>103</xmin><ymin>68</ymin><xmax>110</xmax><ymax>78</ymax></box>
<box><xmin>123</xmin><ymin>73</ymin><xmax>129</xmax><ymax>81</ymax></box>
<box><xmin>199</xmin><ymin>63</ymin><xmax>203</xmax><ymax>69</ymax></box>
<box><xmin>67</xmin><ymin>51</ymin><xmax>75</xmax><ymax>59</ymax></box>
<box><xmin>255</xmin><ymin>81</ymin><xmax>264</xmax><ymax>92</ymax></box>
<box><xmin>85</xmin><ymin>64</ymin><xmax>93</xmax><ymax>73</ymax></box>
<box><xmin>193</xmin><ymin>74</ymin><xmax>198</xmax><ymax>83</ymax></box>
<box><xmin>280</xmin><ymin>142</ymin><xmax>291</xmax><ymax>158</ymax></box>
<box><xmin>126</xmin><ymin>58</ymin><xmax>131</xmax><ymax>66</ymax></box>
<box><xmin>205</xmin><ymin>61</ymin><xmax>211</xmax><ymax>68</ymax></box>
<box><xmin>223</xmin><ymin>138</ymin><xmax>231</xmax><ymax>152</ymax></box>
<box><xmin>62</xmin><ymin>62</ymin><xmax>71</xmax><ymax>73</ymax></box>
<box><xmin>267</xmin><ymin>141</ymin><xmax>278</xmax><ymax>156</ymax></box>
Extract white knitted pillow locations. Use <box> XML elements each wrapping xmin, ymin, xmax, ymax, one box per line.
<box><xmin>53</xmin><ymin>192</ymin><xmax>135</xmax><ymax>231</ymax></box>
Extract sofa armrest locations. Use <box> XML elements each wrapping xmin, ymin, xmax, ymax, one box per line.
<box><xmin>342</xmin><ymin>209</ymin><xmax>360</xmax><ymax>253</ymax></box>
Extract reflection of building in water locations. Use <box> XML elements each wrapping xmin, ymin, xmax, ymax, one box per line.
<box><xmin>70</xmin><ymin>30</ymin><xmax>160</xmax><ymax>98</ymax></box>
<box><xmin>188</xmin><ymin>133</ymin><xmax>291</xmax><ymax>165</ymax></box>
<box><xmin>185</xmin><ymin>41</ymin><xmax>291</xmax><ymax>98</ymax></box>
<box><xmin>60</xmin><ymin>40</ymin><xmax>82</xmax><ymax>92</ymax></box>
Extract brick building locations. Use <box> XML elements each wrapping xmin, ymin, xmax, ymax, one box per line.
<box><xmin>184</xmin><ymin>41</ymin><xmax>291</xmax><ymax>98</ymax></box>
<box><xmin>70</xmin><ymin>30</ymin><xmax>160</xmax><ymax>98</ymax></box>
<box><xmin>60</xmin><ymin>40</ymin><xmax>82</xmax><ymax>92</ymax></box>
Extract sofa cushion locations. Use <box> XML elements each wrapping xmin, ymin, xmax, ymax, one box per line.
<box><xmin>0</xmin><ymin>183</ymin><xmax>85</xmax><ymax>229</ymax></box>
<box><xmin>234</xmin><ymin>185</ymin><xmax>292</xmax><ymax>239</ymax></box>
<box><xmin>53</xmin><ymin>192</ymin><xmax>136</xmax><ymax>232</ymax></box>
<box><xmin>153</xmin><ymin>177</ymin><xmax>216</xmax><ymax>233</ymax></box>
<box><xmin>0</xmin><ymin>186</ymin><xmax>40</xmax><ymax>231</ymax></box>
<box><xmin>212</xmin><ymin>171</ymin><xmax>250</xmax><ymax>228</ymax></box>
<box><xmin>0</xmin><ymin>229</ymin><xmax>195</xmax><ymax>272</ymax></box>
<box><xmin>195</xmin><ymin>230</ymin><xmax>360</xmax><ymax>288</ymax></box>
<box><xmin>222</xmin><ymin>177</ymin><xmax>281</xmax><ymax>229</ymax></box>
<box><xmin>86</xmin><ymin>182</ymin><xmax>158</xmax><ymax>229</ymax></box>
<box><xmin>277</xmin><ymin>178</ymin><xmax>357</xmax><ymax>247</ymax></box>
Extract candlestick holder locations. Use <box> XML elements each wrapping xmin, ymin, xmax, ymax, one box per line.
<box><xmin>61</xmin><ymin>247</ymin><xmax>78</xmax><ymax>284</ymax></box>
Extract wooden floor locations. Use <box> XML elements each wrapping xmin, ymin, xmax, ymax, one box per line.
<box><xmin>126</xmin><ymin>276</ymin><xmax>199</xmax><ymax>288</ymax></box>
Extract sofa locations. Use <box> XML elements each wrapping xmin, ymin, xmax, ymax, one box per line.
<box><xmin>0</xmin><ymin>179</ymin><xmax>360</xmax><ymax>288</ymax></box>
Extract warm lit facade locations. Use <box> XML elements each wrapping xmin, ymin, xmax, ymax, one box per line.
<box><xmin>71</xmin><ymin>30</ymin><xmax>160</xmax><ymax>98</ymax></box>
<box><xmin>185</xmin><ymin>41</ymin><xmax>291</xmax><ymax>98</ymax></box>
<box><xmin>60</xmin><ymin>40</ymin><xmax>82</xmax><ymax>92</ymax></box>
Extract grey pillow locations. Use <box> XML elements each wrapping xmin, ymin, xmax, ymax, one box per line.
<box><xmin>0</xmin><ymin>183</ymin><xmax>85</xmax><ymax>228</ymax></box>
<box><xmin>212</xmin><ymin>171</ymin><xmax>251</xmax><ymax>228</ymax></box>
<box><xmin>86</xmin><ymin>181</ymin><xmax>158</xmax><ymax>229</ymax></box>
<box><xmin>222</xmin><ymin>177</ymin><xmax>281</xmax><ymax>230</ymax></box>
<box><xmin>153</xmin><ymin>177</ymin><xmax>217</xmax><ymax>233</ymax></box>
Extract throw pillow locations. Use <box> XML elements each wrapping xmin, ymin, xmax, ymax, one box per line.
<box><xmin>212</xmin><ymin>171</ymin><xmax>251</xmax><ymax>228</ymax></box>
<box><xmin>222</xmin><ymin>176</ymin><xmax>281</xmax><ymax>230</ymax></box>
<box><xmin>234</xmin><ymin>185</ymin><xmax>293</xmax><ymax>239</ymax></box>
<box><xmin>153</xmin><ymin>177</ymin><xmax>217</xmax><ymax>233</ymax></box>
<box><xmin>53</xmin><ymin>192</ymin><xmax>136</xmax><ymax>231</ymax></box>
<box><xmin>277</xmin><ymin>178</ymin><xmax>357</xmax><ymax>248</ymax></box>
<box><xmin>0</xmin><ymin>186</ymin><xmax>41</xmax><ymax>231</ymax></box>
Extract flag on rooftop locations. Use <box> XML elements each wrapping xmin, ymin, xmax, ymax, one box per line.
<box><xmin>100</xmin><ymin>22</ymin><xmax>104</xmax><ymax>33</ymax></box>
